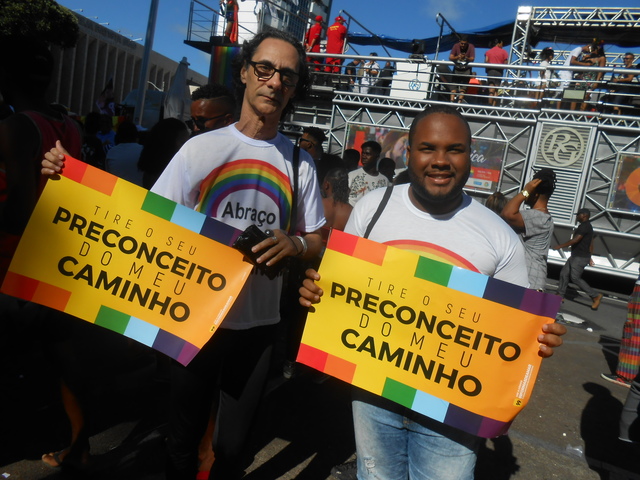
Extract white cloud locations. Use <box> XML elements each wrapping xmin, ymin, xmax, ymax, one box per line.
<box><xmin>422</xmin><ymin>0</ymin><xmax>467</xmax><ymax>26</ymax></box>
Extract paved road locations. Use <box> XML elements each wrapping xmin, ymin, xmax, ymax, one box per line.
<box><xmin>2</xmin><ymin>271</ymin><xmax>640</xmax><ymax>479</ymax></box>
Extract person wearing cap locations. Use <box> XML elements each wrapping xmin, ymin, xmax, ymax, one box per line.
<box><xmin>325</xmin><ymin>16</ymin><xmax>348</xmax><ymax>76</ymax></box>
<box><xmin>553</xmin><ymin>208</ymin><xmax>603</xmax><ymax>309</ymax></box>
<box><xmin>305</xmin><ymin>15</ymin><xmax>324</xmax><ymax>71</ymax></box>
<box><xmin>360</xmin><ymin>52</ymin><xmax>380</xmax><ymax>94</ymax></box>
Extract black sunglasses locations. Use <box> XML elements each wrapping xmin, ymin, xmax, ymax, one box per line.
<box><xmin>188</xmin><ymin>114</ymin><xmax>228</xmax><ymax>131</ymax></box>
<box><xmin>298</xmin><ymin>137</ymin><xmax>316</xmax><ymax>148</ymax></box>
<box><xmin>248</xmin><ymin>61</ymin><xmax>299</xmax><ymax>88</ymax></box>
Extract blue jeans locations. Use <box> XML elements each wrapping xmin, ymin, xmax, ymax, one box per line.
<box><xmin>557</xmin><ymin>255</ymin><xmax>598</xmax><ymax>298</ymax></box>
<box><xmin>352</xmin><ymin>390</ymin><xmax>480</xmax><ymax>480</ymax></box>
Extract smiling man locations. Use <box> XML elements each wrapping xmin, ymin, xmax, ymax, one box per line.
<box><xmin>152</xmin><ymin>31</ymin><xmax>325</xmax><ymax>479</ymax></box>
<box><xmin>299</xmin><ymin>104</ymin><xmax>566</xmax><ymax>479</ymax></box>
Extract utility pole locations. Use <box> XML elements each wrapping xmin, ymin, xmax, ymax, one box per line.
<box><xmin>134</xmin><ymin>0</ymin><xmax>160</xmax><ymax>126</ymax></box>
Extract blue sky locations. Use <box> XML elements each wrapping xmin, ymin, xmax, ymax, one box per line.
<box><xmin>57</xmin><ymin>0</ymin><xmax>639</xmax><ymax>77</ymax></box>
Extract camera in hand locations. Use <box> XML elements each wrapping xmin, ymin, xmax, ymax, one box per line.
<box><xmin>232</xmin><ymin>225</ymin><xmax>285</xmax><ymax>279</ymax></box>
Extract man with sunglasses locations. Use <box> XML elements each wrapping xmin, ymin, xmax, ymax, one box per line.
<box><xmin>188</xmin><ymin>83</ymin><xmax>236</xmax><ymax>136</ymax></box>
<box><xmin>152</xmin><ymin>31</ymin><xmax>325</xmax><ymax>479</ymax></box>
<box><xmin>299</xmin><ymin>126</ymin><xmax>345</xmax><ymax>182</ymax></box>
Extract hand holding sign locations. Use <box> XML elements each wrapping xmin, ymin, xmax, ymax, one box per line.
<box><xmin>297</xmin><ymin>230</ymin><xmax>565</xmax><ymax>438</ymax></box>
<box><xmin>42</xmin><ymin>140</ymin><xmax>68</xmax><ymax>176</ymax></box>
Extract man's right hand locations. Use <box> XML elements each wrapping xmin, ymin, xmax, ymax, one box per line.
<box><xmin>41</xmin><ymin>140</ymin><xmax>68</xmax><ymax>176</ymax></box>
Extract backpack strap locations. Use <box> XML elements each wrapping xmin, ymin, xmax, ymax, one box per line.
<box><xmin>289</xmin><ymin>145</ymin><xmax>300</xmax><ymax>235</ymax></box>
<box><xmin>363</xmin><ymin>185</ymin><xmax>394</xmax><ymax>239</ymax></box>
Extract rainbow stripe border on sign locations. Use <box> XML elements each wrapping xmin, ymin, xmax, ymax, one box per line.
<box><xmin>3</xmin><ymin>156</ymin><xmax>244</xmax><ymax>366</ymax></box>
<box><xmin>298</xmin><ymin>229</ymin><xmax>562</xmax><ymax>438</ymax></box>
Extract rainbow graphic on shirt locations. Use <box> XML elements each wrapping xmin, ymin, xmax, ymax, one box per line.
<box><xmin>196</xmin><ymin>159</ymin><xmax>293</xmax><ymax>231</ymax></box>
<box><xmin>384</xmin><ymin>239</ymin><xmax>478</xmax><ymax>272</ymax></box>
<box><xmin>298</xmin><ymin>229</ymin><xmax>562</xmax><ymax>438</ymax></box>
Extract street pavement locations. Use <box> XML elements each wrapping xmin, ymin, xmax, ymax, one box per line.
<box><xmin>2</xmin><ymin>269</ymin><xmax>640</xmax><ymax>480</ymax></box>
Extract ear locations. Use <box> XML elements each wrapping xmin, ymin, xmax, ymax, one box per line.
<box><xmin>240</xmin><ymin>64</ymin><xmax>248</xmax><ymax>85</ymax></box>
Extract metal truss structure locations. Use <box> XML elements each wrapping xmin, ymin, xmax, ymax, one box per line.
<box><xmin>285</xmin><ymin>86</ymin><xmax>640</xmax><ymax>278</ymax></box>
<box><xmin>509</xmin><ymin>6</ymin><xmax>640</xmax><ymax>69</ymax></box>
<box><xmin>280</xmin><ymin>6</ymin><xmax>640</xmax><ymax>279</ymax></box>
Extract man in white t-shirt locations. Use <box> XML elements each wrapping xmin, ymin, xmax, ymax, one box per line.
<box><xmin>152</xmin><ymin>31</ymin><xmax>325</xmax><ymax>479</ymax></box>
<box><xmin>348</xmin><ymin>140</ymin><xmax>390</xmax><ymax>206</ymax></box>
<box><xmin>299</xmin><ymin>105</ymin><xmax>566</xmax><ymax>480</ymax></box>
<box><xmin>359</xmin><ymin>52</ymin><xmax>380</xmax><ymax>94</ymax></box>
<box><xmin>42</xmin><ymin>31</ymin><xmax>325</xmax><ymax>479</ymax></box>
<box><xmin>559</xmin><ymin>44</ymin><xmax>594</xmax><ymax>89</ymax></box>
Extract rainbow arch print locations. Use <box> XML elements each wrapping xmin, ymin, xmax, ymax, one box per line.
<box><xmin>384</xmin><ymin>239</ymin><xmax>479</xmax><ymax>272</ymax></box>
<box><xmin>197</xmin><ymin>159</ymin><xmax>293</xmax><ymax>231</ymax></box>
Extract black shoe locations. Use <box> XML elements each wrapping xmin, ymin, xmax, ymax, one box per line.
<box><xmin>331</xmin><ymin>459</ymin><xmax>357</xmax><ymax>479</ymax></box>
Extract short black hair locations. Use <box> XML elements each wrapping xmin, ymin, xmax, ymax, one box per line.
<box><xmin>233</xmin><ymin>30</ymin><xmax>310</xmax><ymax>118</ymax></box>
<box><xmin>408</xmin><ymin>104</ymin><xmax>471</xmax><ymax>147</ymax></box>
<box><xmin>361</xmin><ymin>140</ymin><xmax>381</xmax><ymax>156</ymax></box>
<box><xmin>303</xmin><ymin>126</ymin><xmax>327</xmax><ymax>144</ymax></box>
<box><xmin>342</xmin><ymin>148</ymin><xmax>360</xmax><ymax>170</ymax></box>
<box><xmin>191</xmin><ymin>83</ymin><xmax>237</xmax><ymax>117</ymax></box>
<box><xmin>532</xmin><ymin>168</ymin><xmax>557</xmax><ymax>198</ymax></box>
<box><xmin>191</xmin><ymin>83</ymin><xmax>235</xmax><ymax>102</ymax></box>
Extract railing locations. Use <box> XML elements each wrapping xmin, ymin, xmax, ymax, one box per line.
<box><xmin>186</xmin><ymin>0</ymin><xmax>219</xmax><ymax>43</ymax></box>
<box><xmin>304</xmin><ymin>52</ymin><xmax>640</xmax><ymax>117</ymax></box>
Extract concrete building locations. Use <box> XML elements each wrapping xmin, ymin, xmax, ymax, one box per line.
<box><xmin>47</xmin><ymin>13</ymin><xmax>207</xmax><ymax>123</ymax></box>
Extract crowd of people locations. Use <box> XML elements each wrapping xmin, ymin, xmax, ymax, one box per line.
<box><xmin>303</xmin><ymin>25</ymin><xmax>638</xmax><ymax>112</ymax></box>
<box><xmin>2</xmin><ymin>4</ymin><xmax>639</xmax><ymax>480</ymax></box>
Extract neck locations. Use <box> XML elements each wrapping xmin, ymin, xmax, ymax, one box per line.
<box><xmin>363</xmin><ymin>163</ymin><xmax>378</xmax><ymax>175</ymax></box>
<box><xmin>235</xmin><ymin>109</ymin><xmax>280</xmax><ymax>140</ymax></box>
<box><xmin>532</xmin><ymin>197</ymin><xmax>549</xmax><ymax>213</ymax></box>
<box><xmin>408</xmin><ymin>186</ymin><xmax>463</xmax><ymax>216</ymax></box>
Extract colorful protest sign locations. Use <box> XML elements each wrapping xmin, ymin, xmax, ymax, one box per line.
<box><xmin>298</xmin><ymin>230</ymin><xmax>561</xmax><ymax>438</ymax></box>
<box><xmin>1</xmin><ymin>156</ymin><xmax>253</xmax><ymax>365</ymax></box>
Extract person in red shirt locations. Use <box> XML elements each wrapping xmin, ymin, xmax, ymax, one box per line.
<box><xmin>484</xmin><ymin>39</ymin><xmax>508</xmax><ymax>105</ymax></box>
<box><xmin>325</xmin><ymin>16</ymin><xmax>347</xmax><ymax>74</ymax></box>
<box><xmin>305</xmin><ymin>15</ymin><xmax>324</xmax><ymax>71</ymax></box>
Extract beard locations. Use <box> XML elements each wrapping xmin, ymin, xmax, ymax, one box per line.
<box><xmin>408</xmin><ymin>166</ymin><xmax>470</xmax><ymax>212</ymax></box>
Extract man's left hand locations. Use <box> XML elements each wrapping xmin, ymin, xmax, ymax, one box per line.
<box><xmin>253</xmin><ymin>229</ymin><xmax>299</xmax><ymax>266</ymax></box>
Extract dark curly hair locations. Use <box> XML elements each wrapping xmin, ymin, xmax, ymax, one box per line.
<box><xmin>232</xmin><ymin>29</ymin><xmax>310</xmax><ymax>119</ymax></box>
<box><xmin>532</xmin><ymin>168</ymin><xmax>557</xmax><ymax>198</ymax></box>
<box><xmin>303</xmin><ymin>126</ymin><xmax>327</xmax><ymax>145</ymax></box>
<box><xmin>324</xmin><ymin>167</ymin><xmax>350</xmax><ymax>204</ymax></box>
